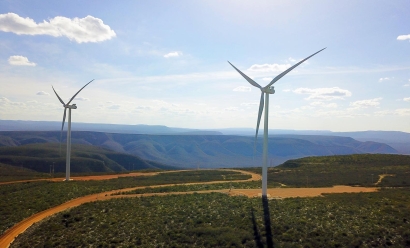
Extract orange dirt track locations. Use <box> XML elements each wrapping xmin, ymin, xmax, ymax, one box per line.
<box><xmin>0</xmin><ymin>172</ymin><xmax>160</xmax><ymax>185</ymax></box>
<box><xmin>0</xmin><ymin>169</ymin><xmax>378</xmax><ymax>248</ymax></box>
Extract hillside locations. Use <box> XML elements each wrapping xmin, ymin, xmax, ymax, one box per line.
<box><xmin>0</xmin><ymin>163</ymin><xmax>49</xmax><ymax>182</ymax></box>
<box><xmin>278</xmin><ymin>153</ymin><xmax>410</xmax><ymax>169</ymax></box>
<box><xmin>0</xmin><ymin>131</ymin><xmax>398</xmax><ymax>168</ymax></box>
<box><xmin>266</xmin><ymin>154</ymin><xmax>410</xmax><ymax>187</ymax></box>
<box><xmin>0</xmin><ymin>143</ymin><xmax>177</xmax><ymax>174</ymax></box>
<box><xmin>2</xmin><ymin>120</ymin><xmax>409</xmax><ymax>153</ymax></box>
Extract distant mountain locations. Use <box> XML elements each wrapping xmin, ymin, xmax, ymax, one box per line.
<box><xmin>0</xmin><ymin>142</ymin><xmax>178</xmax><ymax>173</ymax></box>
<box><xmin>2</xmin><ymin>120</ymin><xmax>408</xmax><ymax>153</ymax></box>
<box><xmin>206</xmin><ymin>128</ymin><xmax>410</xmax><ymax>155</ymax></box>
<box><xmin>0</xmin><ymin>120</ymin><xmax>222</xmax><ymax>135</ymax></box>
<box><xmin>0</xmin><ymin>131</ymin><xmax>398</xmax><ymax>168</ymax></box>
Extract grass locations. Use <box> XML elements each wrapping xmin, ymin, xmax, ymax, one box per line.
<box><xmin>0</xmin><ymin>170</ymin><xmax>246</xmax><ymax>235</ymax></box>
<box><xmin>11</xmin><ymin>188</ymin><xmax>410</xmax><ymax>247</ymax></box>
<box><xmin>241</xmin><ymin>154</ymin><xmax>410</xmax><ymax>187</ymax></box>
<box><xmin>0</xmin><ymin>163</ymin><xmax>50</xmax><ymax>182</ymax></box>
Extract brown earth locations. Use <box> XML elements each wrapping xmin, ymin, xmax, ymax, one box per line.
<box><xmin>0</xmin><ymin>169</ymin><xmax>378</xmax><ymax>248</ymax></box>
<box><xmin>0</xmin><ymin>172</ymin><xmax>160</xmax><ymax>185</ymax></box>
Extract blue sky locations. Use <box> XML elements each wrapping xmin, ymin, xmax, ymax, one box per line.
<box><xmin>1</xmin><ymin>0</ymin><xmax>409</xmax><ymax>132</ymax></box>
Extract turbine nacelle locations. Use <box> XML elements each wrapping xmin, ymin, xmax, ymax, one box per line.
<box><xmin>65</xmin><ymin>104</ymin><xmax>77</xmax><ymax>109</ymax></box>
<box><xmin>262</xmin><ymin>86</ymin><xmax>275</xmax><ymax>94</ymax></box>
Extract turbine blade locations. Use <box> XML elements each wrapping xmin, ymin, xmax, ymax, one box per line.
<box><xmin>62</xmin><ymin>108</ymin><xmax>67</xmax><ymax>132</ymax></box>
<box><xmin>52</xmin><ymin>86</ymin><xmax>65</xmax><ymax>105</ymax></box>
<box><xmin>67</xmin><ymin>79</ymin><xmax>94</xmax><ymax>105</ymax></box>
<box><xmin>60</xmin><ymin>108</ymin><xmax>67</xmax><ymax>156</ymax></box>
<box><xmin>267</xmin><ymin>48</ymin><xmax>326</xmax><ymax>87</ymax></box>
<box><xmin>254</xmin><ymin>92</ymin><xmax>264</xmax><ymax>154</ymax></box>
<box><xmin>228</xmin><ymin>61</ymin><xmax>262</xmax><ymax>89</ymax></box>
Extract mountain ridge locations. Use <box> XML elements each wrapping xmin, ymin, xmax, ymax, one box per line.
<box><xmin>0</xmin><ymin>131</ymin><xmax>398</xmax><ymax>168</ymax></box>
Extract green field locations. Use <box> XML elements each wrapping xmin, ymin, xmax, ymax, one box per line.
<box><xmin>11</xmin><ymin>189</ymin><xmax>410</xmax><ymax>247</ymax></box>
<box><xmin>2</xmin><ymin>154</ymin><xmax>410</xmax><ymax>247</ymax></box>
<box><xmin>0</xmin><ymin>170</ymin><xmax>247</xmax><ymax>235</ymax></box>
<box><xmin>242</xmin><ymin>154</ymin><xmax>410</xmax><ymax>188</ymax></box>
<box><xmin>0</xmin><ymin>163</ymin><xmax>50</xmax><ymax>182</ymax></box>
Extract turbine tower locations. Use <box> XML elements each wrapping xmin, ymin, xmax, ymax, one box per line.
<box><xmin>228</xmin><ymin>48</ymin><xmax>325</xmax><ymax>196</ymax></box>
<box><xmin>52</xmin><ymin>80</ymin><xmax>94</xmax><ymax>181</ymax></box>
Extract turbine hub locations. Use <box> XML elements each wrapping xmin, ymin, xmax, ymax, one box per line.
<box><xmin>263</xmin><ymin>86</ymin><xmax>275</xmax><ymax>94</ymax></box>
<box><xmin>65</xmin><ymin>104</ymin><xmax>77</xmax><ymax>109</ymax></box>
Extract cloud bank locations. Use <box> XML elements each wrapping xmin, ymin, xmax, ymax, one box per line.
<box><xmin>0</xmin><ymin>13</ymin><xmax>116</xmax><ymax>43</ymax></box>
<box><xmin>8</xmin><ymin>55</ymin><xmax>36</xmax><ymax>66</ymax></box>
<box><xmin>350</xmin><ymin>98</ymin><xmax>382</xmax><ymax>108</ymax></box>
<box><xmin>293</xmin><ymin>87</ymin><xmax>352</xmax><ymax>100</ymax></box>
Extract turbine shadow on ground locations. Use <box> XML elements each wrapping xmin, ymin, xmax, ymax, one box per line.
<box><xmin>251</xmin><ymin>208</ymin><xmax>263</xmax><ymax>248</ymax></box>
<box><xmin>251</xmin><ymin>196</ymin><xmax>274</xmax><ymax>248</ymax></box>
<box><xmin>262</xmin><ymin>195</ymin><xmax>274</xmax><ymax>248</ymax></box>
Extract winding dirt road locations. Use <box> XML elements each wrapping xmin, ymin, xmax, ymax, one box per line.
<box><xmin>0</xmin><ymin>169</ymin><xmax>378</xmax><ymax>248</ymax></box>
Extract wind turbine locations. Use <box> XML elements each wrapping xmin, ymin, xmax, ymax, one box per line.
<box><xmin>52</xmin><ymin>80</ymin><xmax>94</xmax><ymax>181</ymax></box>
<box><xmin>228</xmin><ymin>48</ymin><xmax>325</xmax><ymax>196</ymax></box>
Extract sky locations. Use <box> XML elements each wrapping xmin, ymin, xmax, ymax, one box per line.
<box><xmin>0</xmin><ymin>0</ymin><xmax>410</xmax><ymax>132</ymax></box>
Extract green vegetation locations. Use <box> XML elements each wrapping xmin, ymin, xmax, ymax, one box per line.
<box><xmin>11</xmin><ymin>189</ymin><xmax>410</xmax><ymax>247</ymax></box>
<box><xmin>3</xmin><ymin>154</ymin><xmax>410</xmax><ymax>247</ymax></box>
<box><xmin>0</xmin><ymin>143</ymin><xmax>178</xmax><ymax>177</ymax></box>
<box><xmin>0</xmin><ymin>170</ymin><xmax>244</xmax><ymax>235</ymax></box>
<box><xmin>0</xmin><ymin>163</ymin><xmax>50</xmax><ymax>182</ymax></box>
<box><xmin>242</xmin><ymin>154</ymin><xmax>410</xmax><ymax>187</ymax></box>
<box><xmin>118</xmin><ymin>180</ymin><xmax>262</xmax><ymax>195</ymax></box>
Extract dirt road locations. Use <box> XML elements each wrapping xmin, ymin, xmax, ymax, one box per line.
<box><xmin>0</xmin><ymin>172</ymin><xmax>161</xmax><ymax>185</ymax></box>
<box><xmin>0</xmin><ymin>169</ymin><xmax>377</xmax><ymax>248</ymax></box>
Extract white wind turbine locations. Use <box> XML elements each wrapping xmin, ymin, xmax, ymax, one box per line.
<box><xmin>52</xmin><ymin>80</ymin><xmax>94</xmax><ymax>181</ymax></box>
<box><xmin>228</xmin><ymin>48</ymin><xmax>325</xmax><ymax>196</ymax></box>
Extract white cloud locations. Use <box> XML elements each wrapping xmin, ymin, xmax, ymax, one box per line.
<box><xmin>0</xmin><ymin>13</ymin><xmax>116</xmax><ymax>43</ymax></box>
<box><xmin>287</xmin><ymin>57</ymin><xmax>297</xmax><ymax>63</ymax></box>
<box><xmin>163</xmin><ymin>51</ymin><xmax>182</xmax><ymax>58</ymax></box>
<box><xmin>404</xmin><ymin>97</ymin><xmax>410</xmax><ymax>102</ymax></box>
<box><xmin>310</xmin><ymin>101</ymin><xmax>338</xmax><ymax>108</ymax></box>
<box><xmin>107</xmin><ymin>104</ymin><xmax>121</xmax><ymax>110</ymax></box>
<box><xmin>293</xmin><ymin>87</ymin><xmax>352</xmax><ymax>101</ymax></box>
<box><xmin>395</xmin><ymin>108</ymin><xmax>410</xmax><ymax>116</ymax></box>
<box><xmin>224</xmin><ymin>107</ymin><xmax>239</xmax><ymax>112</ymax></box>
<box><xmin>397</xmin><ymin>34</ymin><xmax>410</xmax><ymax>41</ymax></box>
<box><xmin>8</xmin><ymin>55</ymin><xmax>36</xmax><ymax>66</ymax></box>
<box><xmin>233</xmin><ymin>86</ymin><xmax>251</xmax><ymax>92</ymax></box>
<box><xmin>0</xmin><ymin>97</ymin><xmax>11</xmax><ymax>106</ymax></box>
<box><xmin>248</xmin><ymin>63</ymin><xmax>290</xmax><ymax>72</ymax></box>
<box><xmin>74</xmin><ymin>97</ymin><xmax>90</xmax><ymax>101</ymax></box>
<box><xmin>350</xmin><ymin>98</ymin><xmax>382</xmax><ymax>108</ymax></box>
<box><xmin>36</xmin><ymin>91</ymin><xmax>49</xmax><ymax>95</ymax></box>
<box><xmin>240</xmin><ymin>102</ymin><xmax>258</xmax><ymax>106</ymax></box>
<box><xmin>379</xmin><ymin>77</ymin><xmax>393</xmax><ymax>82</ymax></box>
<box><xmin>404</xmin><ymin>84</ymin><xmax>410</xmax><ymax>87</ymax></box>
<box><xmin>262</xmin><ymin>77</ymin><xmax>272</xmax><ymax>81</ymax></box>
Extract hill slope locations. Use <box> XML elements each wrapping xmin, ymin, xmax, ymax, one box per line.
<box><xmin>0</xmin><ymin>131</ymin><xmax>397</xmax><ymax>168</ymax></box>
<box><xmin>0</xmin><ymin>143</ymin><xmax>177</xmax><ymax>174</ymax></box>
